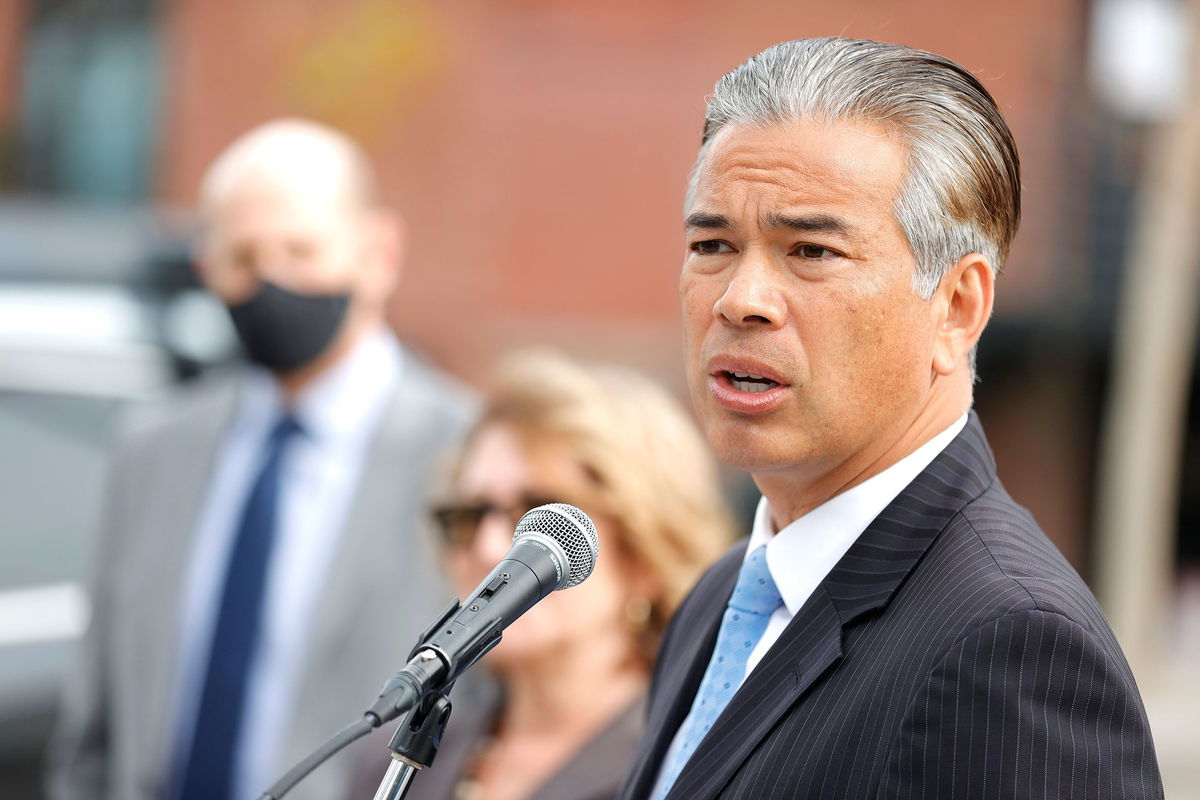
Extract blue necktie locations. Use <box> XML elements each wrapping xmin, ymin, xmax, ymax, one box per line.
<box><xmin>176</xmin><ymin>415</ymin><xmax>302</xmax><ymax>800</ymax></box>
<box><xmin>652</xmin><ymin>545</ymin><xmax>782</xmax><ymax>800</ymax></box>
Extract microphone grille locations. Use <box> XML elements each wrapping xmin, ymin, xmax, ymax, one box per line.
<box><xmin>514</xmin><ymin>503</ymin><xmax>599</xmax><ymax>588</ymax></box>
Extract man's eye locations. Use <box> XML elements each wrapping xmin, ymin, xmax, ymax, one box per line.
<box><xmin>287</xmin><ymin>240</ymin><xmax>317</xmax><ymax>262</ymax></box>
<box><xmin>231</xmin><ymin>244</ymin><xmax>256</xmax><ymax>271</ymax></box>
<box><xmin>690</xmin><ymin>240</ymin><xmax>733</xmax><ymax>255</ymax></box>
<box><xmin>796</xmin><ymin>244</ymin><xmax>837</xmax><ymax>259</ymax></box>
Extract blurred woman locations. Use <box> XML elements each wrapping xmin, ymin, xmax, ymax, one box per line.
<box><xmin>358</xmin><ymin>350</ymin><xmax>733</xmax><ymax>800</ymax></box>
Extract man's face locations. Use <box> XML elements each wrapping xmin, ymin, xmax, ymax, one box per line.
<box><xmin>682</xmin><ymin>120</ymin><xmax>942</xmax><ymax>490</ymax></box>
<box><xmin>199</xmin><ymin>174</ymin><xmax>369</xmax><ymax>305</ymax></box>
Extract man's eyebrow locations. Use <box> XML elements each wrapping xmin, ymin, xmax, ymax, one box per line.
<box><xmin>765</xmin><ymin>212</ymin><xmax>853</xmax><ymax>234</ymax></box>
<box><xmin>684</xmin><ymin>212</ymin><xmax>731</xmax><ymax>230</ymax></box>
<box><xmin>685</xmin><ymin>211</ymin><xmax>856</xmax><ymax>235</ymax></box>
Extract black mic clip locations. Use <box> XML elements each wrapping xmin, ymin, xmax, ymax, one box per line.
<box><xmin>386</xmin><ymin>689</ymin><xmax>453</xmax><ymax>770</ymax></box>
<box><xmin>367</xmin><ymin>597</ymin><xmax>503</xmax><ymax>728</ymax></box>
<box><xmin>408</xmin><ymin>594</ymin><xmax>506</xmax><ymax>680</ymax></box>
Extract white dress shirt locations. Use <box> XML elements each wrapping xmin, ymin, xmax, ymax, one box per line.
<box><xmin>655</xmin><ymin>413</ymin><xmax>967</xmax><ymax>788</ymax></box>
<box><xmin>742</xmin><ymin>413</ymin><xmax>967</xmax><ymax>677</ymax></box>
<box><xmin>169</xmin><ymin>330</ymin><xmax>403</xmax><ymax>800</ymax></box>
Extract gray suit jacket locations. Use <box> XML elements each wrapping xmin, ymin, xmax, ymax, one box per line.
<box><xmin>47</xmin><ymin>349</ymin><xmax>475</xmax><ymax>800</ymax></box>
<box><xmin>619</xmin><ymin>412</ymin><xmax>1162</xmax><ymax>799</ymax></box>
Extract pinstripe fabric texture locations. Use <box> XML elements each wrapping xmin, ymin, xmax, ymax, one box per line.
<box><xmin>619</xmin><ymin>412</ymin><xmax>1163</xmax><ymax>800</ymax></box>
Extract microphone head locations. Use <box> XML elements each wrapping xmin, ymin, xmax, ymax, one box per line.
<box><xmin>513</xmin><ymin>503</ymin><xmax>599</xmax><ymax>589</ymax></box>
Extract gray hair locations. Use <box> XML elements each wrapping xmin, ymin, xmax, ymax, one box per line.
<box><xmin>689</xmin><ymin>37</ymin><xmax>1021</xmax><ymax>300</ymax></box>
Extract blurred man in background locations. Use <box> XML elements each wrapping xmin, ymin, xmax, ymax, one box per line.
<box><xmin>47</xmin><ymin>119</ymin><xmax>475</xmax><ymax>800</ymax></box>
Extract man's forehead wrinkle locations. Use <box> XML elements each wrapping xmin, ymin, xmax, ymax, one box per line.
<box><xmin>709</xmin><ymin>151</ymin><xmax>886</xmax><ymax>209</ymax></box>
<box><xmin>689</xmin><ymin>122</ymin><xmax>909</xmax><ymax>253</ymax></box>
<box><xmin>715</xmin><ymin>122</ymin><xmax>902</xmax><ymax>185</ymax></box>
<box><xmin>718</xmin><ymin>150</ymin><xmax>811</xmax><ymax>190</ymax></box>
<box><xmin>692</xmin><ymin>162</ymin><xmax>821</xmax><ymax>222</ymax></box>
<box><xmin>695</xmin><ymin>166</ymin><xmax>874</xmax><ymax>234</ymax></box>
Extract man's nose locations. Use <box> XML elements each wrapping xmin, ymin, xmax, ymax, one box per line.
<box><xmin>713</xmin><ymin>254</ymin><xmax>786</xmax><ymax>328</ymax></box>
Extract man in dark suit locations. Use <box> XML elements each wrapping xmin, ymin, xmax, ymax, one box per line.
<box><xmin>620</xmin><ymin>38</ymin><xmax>1163</xmax><ymax>799</ymax></box>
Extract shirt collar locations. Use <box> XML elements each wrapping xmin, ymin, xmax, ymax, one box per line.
<box><xmin>747</xmin><ymin>412</ymin><xmax>969</xmax><ymax>615</ymax></box>
<box><xmin>235</xmin><ymin>328</ymin><xmax>404</xmax><ymax>447</ymax></box>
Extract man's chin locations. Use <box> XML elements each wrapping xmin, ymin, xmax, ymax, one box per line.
<box><xmin>706</xmin><ymin>427</ymin><xmax>804</xmax><ymax>474</ymax></box>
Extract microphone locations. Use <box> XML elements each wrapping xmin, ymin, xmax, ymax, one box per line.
<box><xmin>259</xmin><ymin>504</ymin><xmax>598</xmax><ymax>799</ymax></box>
<box><xmin>367</xmin><ymin>502</ymin><xmax>599</xmax><ymax>725</ymax></box>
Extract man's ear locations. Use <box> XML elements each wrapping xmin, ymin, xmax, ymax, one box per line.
<box><xmin>931</xmin><ymin>253</ymin><xmax>994</xmax><ymax>376</ymax></box>
<box><xmin>361</xmin><ymin>208</ymin><xmax>406</xmax><ymax>299</ymax></box>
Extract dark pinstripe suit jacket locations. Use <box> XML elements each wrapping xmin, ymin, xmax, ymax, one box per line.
<box><xmin>620</xmin><ymin>413</ymin><xmax>1162</xmax><ymax>799</ymax></box>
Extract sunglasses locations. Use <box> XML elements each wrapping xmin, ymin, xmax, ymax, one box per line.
<box><xmin>431</xmin><ymin>494</ymin><xmax>562</xmax><ymax>548</ymax></box>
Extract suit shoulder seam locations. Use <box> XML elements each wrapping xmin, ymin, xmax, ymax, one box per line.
<box><xmin>953</xmin><ymin>507</ymin><xmax>1041</xmax><ymax>611</ymax></box>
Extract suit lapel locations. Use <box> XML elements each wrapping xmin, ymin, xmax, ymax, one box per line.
<box><xmin>284</xmin><ymin>382</ymin><xmax>413</xmax><ymax>744</ymax></box>
<box><xmin>821</xmin><ymin>413</ymin><xmax>995</xmax><ymax>624</ymax></box>
<box><xmin>622</xmin><ymin>549</ymin><xmax>740</xmax><ymax>800</ymax></box>
<box><xmin>130</xmin><ymin>379</ymin><xmax>238</xmax><ymax>785</ymax></box>
<box><xmin>284</xmin><ymin>356</ymin><xmax>458</xmax><ymax>775</ymax></box>
<box><xmin>664</xmin><ymin>587</ymin><xmax>843</xmax><ymax>800</ymax></box>
<box><xmin>656</xmin><ymin>412</ymin><xmax>998</xmax><ymax>800</ymax></box>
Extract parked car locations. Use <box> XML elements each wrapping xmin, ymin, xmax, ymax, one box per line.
<box><xmin>0</xmin><ymin>201</ymin><xmax>232</xmax><ymax>797</ymax></box>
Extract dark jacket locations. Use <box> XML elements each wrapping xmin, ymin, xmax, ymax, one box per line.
<box><xmin>619</xmin><ymin>412</ymin><xmax>1162</xmax><ymax>799</ymax></box>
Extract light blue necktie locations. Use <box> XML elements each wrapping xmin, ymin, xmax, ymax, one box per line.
<box><xmin>652</xmin><ymin>544</ymin><xmax>783</xmax><ymax>800</ymax></box>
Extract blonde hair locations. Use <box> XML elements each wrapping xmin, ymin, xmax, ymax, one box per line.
<box><xmin>467</xmin><ymin>349</ymin><xmax>735</xmax><ymax>660</ymax></box>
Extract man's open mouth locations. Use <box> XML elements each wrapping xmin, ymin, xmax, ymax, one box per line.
<box><xmin>725</xmin><ymin>371</ymin><xmax>780</xmax><ymax>393</ymax></box>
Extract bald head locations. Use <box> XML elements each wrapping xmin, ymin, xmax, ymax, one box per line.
<box><xmin>200</xmin><ymin>118</ymin><xmax>376</xmax><ymax>217</ymax></box>
<box><xmin>194</xmin><ymin>118</ymin><xmax>403</xmax><ymax>364</ymax></box>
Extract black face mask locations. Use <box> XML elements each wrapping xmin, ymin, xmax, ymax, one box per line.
<box><xmin>225</xmin><ymin>281</ymin><xmax>351</xmax><ymax>373</ymax></box>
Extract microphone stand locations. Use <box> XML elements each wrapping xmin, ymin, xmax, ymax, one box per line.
<box><xmin>261</xmin><ymin>601</ymin><xmax>480</xmax><ymax>800</ymax></box>
<box><xmin>368</xmin><ymin>596</ymin><xmax>497</xmax><ymax>800</ymax></box>
<box><xmin>371</xmin><ymin>690</ymin><xmax>453</xmax><ymax>800</ymax></box>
